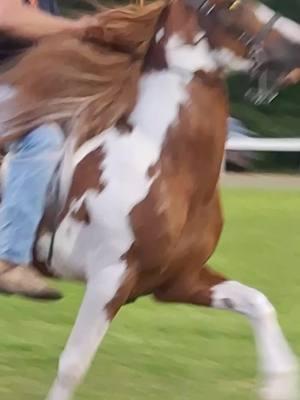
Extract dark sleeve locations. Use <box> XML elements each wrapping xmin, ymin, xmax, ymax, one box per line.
<box><xmin>38</xmin><ymin>0</ymin><xmax>60</xmax><ymax>15</ymax></box>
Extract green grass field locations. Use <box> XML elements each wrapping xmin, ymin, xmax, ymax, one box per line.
<box><xmin>0</xmin><ymin>188</ymin><xmax>300</xmax><ymax>400</ymax></box>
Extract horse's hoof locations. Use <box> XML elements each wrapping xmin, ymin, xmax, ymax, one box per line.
<box><xmin>259</xmin><ymin>370</ymin><xmax>299</xmax><ymax>400</ymax></box>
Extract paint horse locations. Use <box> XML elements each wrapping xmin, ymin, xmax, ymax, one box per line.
<box><xmin>1</xmin><ymin>1</ymin><xmax>300</xmax><ymax>400</ymax></box>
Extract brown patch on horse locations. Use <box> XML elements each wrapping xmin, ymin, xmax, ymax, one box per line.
<box><xmin>165</xmin><ymin>0</ymin><xmax>204</xmax><ymax>45</ymax></box>
<box><xmin>144</xmin><ymin>0</ymin><xmax>206</xmax><ymax>71</ymax></box>
<box><xmin>195</xmin><ymin>70</ymin><xmax>224</xmax><ymax>86</ymax></box>
<box><xmin>119</xmin><ymin>70</ymin><xmax>227</xmax><ymax>299</ymax></box>
<box><xmin>129</xmin><ymin>177</ymin><xmax>173</xmax><ymax>271</ymax></box>
<box><xmin>60</xmin><ymin>145</ymin><xmax>105</xmax><ymax>223</ymax></box>
<box><xmin>106</xmin><ymin>265</ymin><xmax>138</xmax><ymax>320</ymax></box>
<box><xmin>143</xmin><ymin>6</ymin><xmax>169</xmax><ymax>71</ymax></box>
<box><xmin>154</xmin><ymin>264</ymin><xmax>226</xmax><ymax>306</ymax></box>
<box><xmin>71</xmin><ymin>200</ymin><xmax>91</xmax><ymax>225</ymax></box>
<box><xmin>147</xmin><ymin>163</ymin><xmax>160</xmax><ymax>179</ymax></box>
<box><xmin>115</xmin><ymin>116</ymin><xmax>134</xmax><ymax>134</ymax></box>
<box><xmin>124</xmin><ymin>73</ymin><xmax>226</xmax><ymax>281</ymax></box>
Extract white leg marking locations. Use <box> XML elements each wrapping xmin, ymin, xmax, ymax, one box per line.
<box><xmin>46</xmin><ymin>263</ymin><xmax>126</xmax><ymax>400</ymax></box>
<box><xmin>212</xmin><ymin>281</ymin><xmax>299</xmax><ymax>400</ymax></box>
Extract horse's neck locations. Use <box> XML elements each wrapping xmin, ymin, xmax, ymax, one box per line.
<box><xmin>135</xmin><ymin>32</ymin><xmax>222</xmax><ymax>128</ymax></box>
<box><xmin>129</xmin><ymin>69</ymin><xmax>190</xmax><ymax>136</ymax></box>
<box><xmin>52</xmin><ymin>43</ymin><xmax>224</xmax><ymax>216</ymax></box>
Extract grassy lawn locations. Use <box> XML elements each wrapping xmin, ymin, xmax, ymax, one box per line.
<box><xmin>0</xmin><ymin>188</ymin><xmax>300</xmax><ymax>400</ymax></box>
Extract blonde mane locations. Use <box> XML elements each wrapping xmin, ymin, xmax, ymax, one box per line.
<box><xmin>0</xmin><ymin>1</ymin><xmax>166</xmax><ymax>147</ymax></box>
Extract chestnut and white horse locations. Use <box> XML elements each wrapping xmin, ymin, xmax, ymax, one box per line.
<box><xmin>0</xmin><ymin>1</ymin><xmax>300</xmax><ymax>400</ymax></box>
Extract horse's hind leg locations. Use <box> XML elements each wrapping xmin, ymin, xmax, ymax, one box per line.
<box><xmin>46</xmin><ymin>263</ymin><xmax>134</xmax><ymax>400</ymax></box>
<box><xmin>154</xmin><ymin>265</ymin><xmax>299</xmax><ymax>400</ymax></box>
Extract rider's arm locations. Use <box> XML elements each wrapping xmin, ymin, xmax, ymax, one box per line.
<box><xmin>0</xmin><ymin>0</ymin><xmax>88</xmax><ymax>40</ymax></box>
<box><xmin>287</xmin><ymin>68</ymin><xmax>300</xmax><ymax>84</ymax></box>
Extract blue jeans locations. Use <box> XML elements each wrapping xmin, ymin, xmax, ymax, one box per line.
<box><xmin>0</xmin><ymin>124</ymin><xmax>64</xmax><ymax>264</ymax></box>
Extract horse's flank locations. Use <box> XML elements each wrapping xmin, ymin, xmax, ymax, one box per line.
<box><xmin>0</xmin><ymin>1</ymin><xmax>167</xmax><ymax>147</ymax></box>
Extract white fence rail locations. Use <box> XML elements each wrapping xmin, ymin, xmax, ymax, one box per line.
<box><xmin>223</xmin><ymin>137</ymin><xmax>300</xmax><ymax>173</ymax></box>
<box><xmin>226</xmin><ymin>137</ymin><xmax>300</xmax><ymax>152</ymax></box>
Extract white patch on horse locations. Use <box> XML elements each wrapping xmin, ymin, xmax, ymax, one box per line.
<box><xmin>193</xmin><ymin>32</ymin><xmax>206</xmax><ymax>44</ymax></box>
<box><xmin>212</xmin><ymin>281</ymin><xmax>299</xmax><ymax>400</ymax></box>
<box><xmin>166</xmin><ymin>33</ymin><xmax>218</xmax><ymax>73</ymax></box>
<box><xmin>47</xmin><ymin>262</ymin><xmax>126</xmax><ymax>400</ymax></box>
<box><xmin>39</xmin><ymin>196</ymin><xmax>88</xmax><ymax>280</ymax></box>
<box><xmin>255</xmin><ymin>4</ymin><xmax>300</xmax><ymax>44</ymax></box>
<box><xmin>38</xmin><ymin>70</ymin><xmax>190</xmax><ymax>280</ymax></box>
<box><xmin>155</xmin><ymin>28</ymin><xmax>165</xmax><ymax>43</ymax></box>
<box><xmin>0</xmin><ymin>85</ymin><xmax>16</xmax><ymax>102</ymax></box>
<box><xmin>212</xmin><ymin>48</ymin><xmax>253</xmax><ymax>73</ymax></box>
<box><xmin>0</xmin><ymin>154</ymin><xmax>10</xmax><ymax>194</ymax></box>
<box><xmin>36</xmin><ymin>232</ymin><xmax>52</xmax><ymax>265</ymax></box>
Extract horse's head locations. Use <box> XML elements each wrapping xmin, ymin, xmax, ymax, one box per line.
<box><xmin>150</xmin><ymin>0</ymin><xmax>300</xmax><ymax>104</ymax></box>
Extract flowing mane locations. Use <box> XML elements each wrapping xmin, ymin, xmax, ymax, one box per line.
<box><xmin>0</xmin><ymin>1</ymin><xmax>166</xmax><ymax>147</ymax></box>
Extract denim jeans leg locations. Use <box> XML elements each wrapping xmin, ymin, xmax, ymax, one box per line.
<box><xmin>0</xmin><ymin>124</ymin><xmax>64</xmax><ymax>265</ymax></box>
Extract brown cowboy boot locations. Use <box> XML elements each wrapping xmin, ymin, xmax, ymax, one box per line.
<box><xmin>0</xmin><ymin>261</ymin><xmax>62</xmax><ymax>300</ymax></box>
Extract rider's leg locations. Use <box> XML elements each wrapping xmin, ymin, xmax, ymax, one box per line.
<box><xmin>0</xmin><ymin>123</ymin><xmax>64</xmax><ymax>300</ymax></box>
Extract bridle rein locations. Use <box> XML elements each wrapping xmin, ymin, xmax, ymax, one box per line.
<box><xmin>187</xmin><ymin>0</ymin><xmax>282</xmax><ymax>104</ymax></box>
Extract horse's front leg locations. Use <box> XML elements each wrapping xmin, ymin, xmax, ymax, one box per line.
<box><xmin>46</xmin><ymin>263</ymin><xmax>133</xmax><ymax>400</ymax></box>
<box><xmin>212</xmin><ymin>280</ymin><xmax>299</xmax><ymax>400</ymax></box>
<box><xmin>154</xmin><ymin>265</ymin><xmax>299</xmax><ymax>400</ymax></box>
